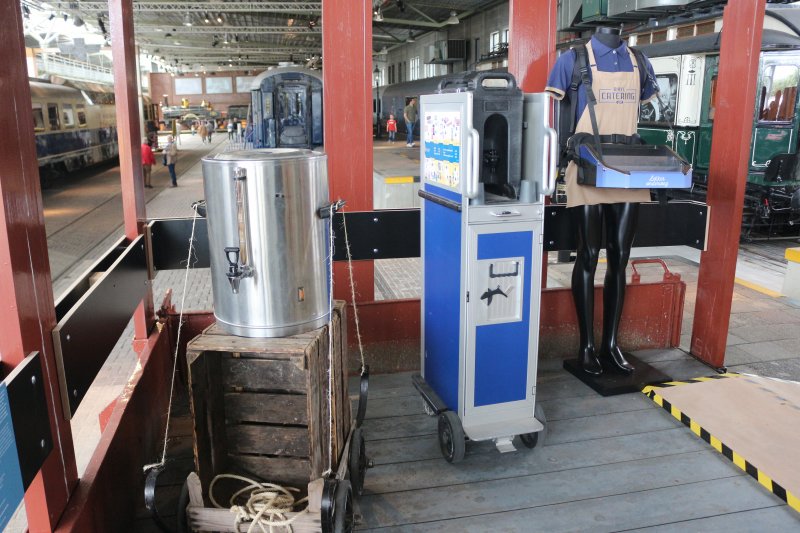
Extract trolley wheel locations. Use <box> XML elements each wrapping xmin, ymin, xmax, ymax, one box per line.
<box><xmin>519</xmin><ymin>403</ymin><xmax>547</xmax><ymax>449</ymax></box>
<box><xmin>321</xmin><ymin>479</ymin><xmax>355</xmax><ymax>533</ymax></box>
<box><xmin>333</xmin><ymin>480</ymin><xmax>355</xmax><ymax>533</ymax></box>
<box><xmin>355</xmin><ymin>366</ymin><xmax>370</xmax><ymax>428</ymax></box>
<box><xmin>348</xmin><ymin>427</ymin><xmax>369</xmax><ymax>496</ymax></box>
<box><xmin>438</xmin><ymin>411</ymin><xmax>465</xmax><ymax>463</ymax></box>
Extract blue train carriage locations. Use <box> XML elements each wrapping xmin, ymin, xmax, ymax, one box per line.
<box><xmin>249</xmin><ymin>64</ymin><xmax>323</xmax><ymax>149</ymax></box>
<box><xmin>31</xmin><ymin>80</ymin><xmax>118</xmax><ymax>182</ymax></box>
<box><xmin>634</xmin><ymin>12</ymin><xmax>800</xmax><ymax>232</ymax></box>
<box><xmin>373</xmin><ymin>69</ymin><xmax>509</xmax><ymax>140</ymax></box>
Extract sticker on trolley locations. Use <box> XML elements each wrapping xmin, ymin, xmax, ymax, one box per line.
<box><xmin>473</xmin><ymin>258</ymin><xmax>524</xmax><ymax>326</ymax></box>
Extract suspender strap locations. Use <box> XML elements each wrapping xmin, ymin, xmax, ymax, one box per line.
<box><xmin>575</xmin><ymin>45</ymin><xmax>603</xmax><ymax>158</ymax></box>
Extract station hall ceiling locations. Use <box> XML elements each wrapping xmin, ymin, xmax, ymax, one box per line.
<box><xmin>21</xmin><ymin>0</ymin><xmax>506</xmax><ymax>72</ymax></box>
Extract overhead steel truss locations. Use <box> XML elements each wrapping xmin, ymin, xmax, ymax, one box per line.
<box><xmin>137</xmin><ymin>25</ymin><xmax>320</xmax><ymax>34</ymax></box>
<box><xmin>69</xmin><ymin>2</ymin><xmax>321</xmax><ymax>13</ymax></box>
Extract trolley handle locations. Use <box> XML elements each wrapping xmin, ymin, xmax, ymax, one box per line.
<box><xmin>630</xmin><ymin>258</ymin><xmax>680</xmax><ymax>284</ymax></box>
<box><xmin>437</xmin><ymin>71</ymin><xmax>517</xmax><ymax>92</ymax></box>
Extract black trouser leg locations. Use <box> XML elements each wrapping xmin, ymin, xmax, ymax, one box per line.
<box><xmin>600</xmin><ymin>202</ymin><xmax>639</xmax><ymax>372</ymax></box>
<box><xmin>570</xmin><ymin>205</ymin><xmax>603</xmax><ymax>374</ymax></box>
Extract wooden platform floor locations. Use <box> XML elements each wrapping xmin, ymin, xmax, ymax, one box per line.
<box><xmin>353</xmin><ymin>350</ymin><xmax>800</xmax><ymax>532</ymax></box>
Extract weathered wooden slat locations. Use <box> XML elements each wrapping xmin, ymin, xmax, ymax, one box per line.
<box><xmin>363</xmin><ymin>408</ymin><xmax>682</xmax><ymax>464</ymax></box>
<box><xmin>537</xmin><ymin>393</ymin><xmax>654</xmax><ymax>422</ymax></box>
<box><xmin>358</xmin><ymin>451</ymin><xmax>740</xmax><ymax>528</ymax></box>
<box><xmin>358</xmin><ymin>477</ymin><xmax>787</xmax><ymax>532</ymax></box>
<box><xmin>226</xmin><ymin>425</ymin><xmax>310</xmax><ymax>457</ymax></box>
<box><xmin>649</xmin><ymin>358</ymin><xmax>716</xmax><ymax>382</ymax></box>
<box><xmin>228</xmin><ymin>455</ymin><xmax>313</xmax><ymax>489</ymax></box>
<box><xmin>224</xmin><ymin>393</ymin><xmax>308</xmax><ymax>425</ymax></box>
<box><xmin>622</xmin><ymin>505</ymin><xmax>800</xmax><ymax>532</ymax></box>
<box><xmin>222</xmin><ymin>357</ymin><xmax>308</xmax><ymax>393</ymax></box>
<box><xmin>364</xmin><ymin>427</ymin><xmax>706</xmax><ymax>495</ymax></box>
<box><xmin>364</xmin><ymin>395</ymin><xmax>425</xmax><ymax>420</ymax></box>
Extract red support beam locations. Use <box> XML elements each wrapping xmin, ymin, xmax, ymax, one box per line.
<box><xmin>691</xmin><ymin>1</ymin><xmax>766</xmax><ymax>368</ymax></box>
<box><xmin>509</xmin><ymin>0</ymin><xmax>557</xmax><ymax>286</ymax></box>
<box><xmin>322</xmin><ymin>0</ymin><xmax>375</xmax><ymax>303</ymax></box>
<box><xmin>508</xmin><ymin>0</ymin><xmax>557</xmax><ymax>92</ymax></box>
<box><xmin>0</xmin><ymin>1</ymin><xmax>78</xmax><ymax>529</ymax></box>
<box><xmin>109</xmin><ymin>0</ymin><xmax>155</xmax><ymax>342</ymax></box>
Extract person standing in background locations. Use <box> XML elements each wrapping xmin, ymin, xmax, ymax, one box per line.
<box><xmin>207</xmin><ymin>119</ymin><xmax>214</xmax><ymax>143</ymax></box>
<box><xmin>165</xmin><ymin>135</ymin><xmax>179</xmax><ymax>187</ymax></box>
<box><xmin>404</xmin><ymin>98</ymin><xmax>418</xmax><ymax>147</ymax></box>
<box><xmin>141</xmin><ymin>137</ymin><xmax>155</xmax><ymax>188</ymax></box>
<box><xmin>386</xmin><ymin>114</ymin><xmax>398</xmax><ymax>143</ymax></box>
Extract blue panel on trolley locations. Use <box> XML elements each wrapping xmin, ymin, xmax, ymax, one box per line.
<box><xmin>474</xmin><ymin>231</ymin><xmax>533</xmax><ymax>407</ymax></box>
<box><xmin>423</xmin><ymin>184</ymin><xmax>462</xmax><ymax>412</ymax></box>
<box><xmin>0</xmin><ymin>384</ymin><xmax>24</xmax><ymax>531</ymax></box>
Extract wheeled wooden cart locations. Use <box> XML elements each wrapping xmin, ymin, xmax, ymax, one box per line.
<box><xmin>184</xmin><ymin>301</ymin><xmax>370</xmax><ymax>532</ymax></box>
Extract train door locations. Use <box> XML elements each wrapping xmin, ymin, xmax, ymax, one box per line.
<box><xmin>276</xmin><ymin>82</ymin><xmax>311</xmax><ymax>147</ymax></box>
<box><xmin>638</xmin><ymin>55</ymin><xmax>681</xmax><ymax>148</ymax></box>
<box><xmin>695</xmin><ymin>55</ymin><xmax>718</xmax><ymax>173</ymax></box>
<box><xmin>750</xmin><ymin>53</ymin><xmax>800</xmax><ymax>171</ymax></box>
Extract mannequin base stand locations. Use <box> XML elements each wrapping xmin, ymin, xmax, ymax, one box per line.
<box><xmin>563</xmin><ymin>353</ymin><xmax>672</xmax><ymax>397</ymax></box>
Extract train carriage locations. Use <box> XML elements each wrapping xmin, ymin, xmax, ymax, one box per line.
<box><xmin>636</xmin><ymin>16</ymin><xmax>800</xmax><ymax>233</ymax></box>
<box><xmin>31</xmin><ymin>81</ymin><xmax>118</xmax><ymax>181</ymax></box>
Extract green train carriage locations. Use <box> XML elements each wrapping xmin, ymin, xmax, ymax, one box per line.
<box><xmin>635</xmin><ymin>28</ymin><xmax>800</xmax><ymax>233</ymax></box>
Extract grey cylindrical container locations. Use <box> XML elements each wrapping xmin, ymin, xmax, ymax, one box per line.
<box><xmin>201</xmin><ymin>148</ymin><xmax>330</xmax><ymax>337</ymax></box>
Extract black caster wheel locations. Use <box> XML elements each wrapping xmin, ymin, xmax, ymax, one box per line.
<box><xmin>355</xmin><ymin>365</ymin><xmax>370</xmax><ymax>428</ymax></box>
<box><xmin>348</xmin><ymin>427</ymin><xmax>370</xmax><ymax>496</ymax></box>
<box><xmin>321</xmin><ymin>479</ymin><xmax>354</xmax><ymax>533</ymax></box>
<box><xmin>438</xmin><ymin>410</ymin><xmax>465</xmax><ymax>463</ymax></box>
<box><xmin>519</xmin><ymin>403</ymin><xmax>547</xmax><ymax>449</ymax></box>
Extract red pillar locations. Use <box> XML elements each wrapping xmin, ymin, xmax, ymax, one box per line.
<box><xmin>691</xmin><ymin>1</ymin><xmax>766</xmax><ymax>368</ymax></box>
<box><xmin>508</xmin><ymin>0</ymin><xmax>557</xmax><ymax>92</ymax></box>
<box><xmin>0</xmin><ymin>1</ymin><xmax>78</xmax><ymax>530</ymax></box>
<box><xmin>322</xmin><ymin>0</ymin><xmax>375</xmax><ymax>302</ymax></box>
<box><xmin>509</xmin><ymin>0</ymin><xmax>557</xmax><ymax>286</ymax></box>
<box><xmin>109</xmin><ymin>0</ymin><xmax>155</xmax><ymax>342</ymax></box>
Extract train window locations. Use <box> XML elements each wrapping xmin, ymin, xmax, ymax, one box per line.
<box><xmin>758</xmin><ymin>65</ymin><xmax>799</xmax><ymax>123</ymax></box>
<box><xmin>639</xmin><ymin>74</ymin><xmax>678</xmax><ymax>125</ymax></box>
<box><xmin>32</xmin><ymin>104</ymin><xmax>45</xmax><ymax>132</ymax></box>
<box><xmin>76</xmin><ymin>104</ymin><xmax>87</xmax><ymax>126</ymax></box>
<box><xmin>696</xmin><ymin>21</ymin><xmax>715</xmax><ymax>36</ymax></box>
<box><xmin>62</xmin><ymin>104</ymin><xmax>75</xmax><ymax>128</ymax></box>
<box><xmin>47</xmin><ymin>103</ymin><xmax>60</xmax><ymax>130</ymax></box>
<box><xmin>651</xmin><ymin>30</ymin><xmax>668</xmax><ymax>43</ymax></box>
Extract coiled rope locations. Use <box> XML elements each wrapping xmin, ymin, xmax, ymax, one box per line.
<box><xmin>209</xmin><ymin>474</ymin><xmax>309</xmax><ymax>533</ymax></box>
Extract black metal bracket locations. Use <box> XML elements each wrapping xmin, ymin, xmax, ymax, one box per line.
<box><xmin>4</xmin><ymin>352</ymin><xmax>53</xmax><ymax>491</ymax></box>
<box><xmin>412</xmin><ymin>374</ymin><xmax>448</xmax><ymax>415</ymax></box>
<box><xmin>53</xmin><ymin>235</ymin><xmax>148</xmax><ymax>417</ymax></box>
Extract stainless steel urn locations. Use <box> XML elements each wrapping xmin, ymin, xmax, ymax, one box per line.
<box><xmin>201</xmin><ymin>148</ymin><xmax>330</xmax><ymax>337</ymax></box>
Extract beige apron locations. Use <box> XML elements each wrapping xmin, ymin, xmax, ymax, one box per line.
<box><xmin>564</xmin><ymin>41</ymin><xmax>651</xmax><ymax>208</ymax></box>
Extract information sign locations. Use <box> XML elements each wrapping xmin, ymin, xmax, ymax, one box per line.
<box><xmin>423</xmin><ymin>110</ymin><xmax>462</xmax><ymax>189</ymax></box>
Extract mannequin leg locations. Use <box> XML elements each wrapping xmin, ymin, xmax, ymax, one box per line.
<box><xmin>570</xmin><ymin>205</ymin><xmax>603</xmax><ymax>375</ymax></box>
<box><xmin>599</xmin><ymin>202</ymin><xmax>639</xmax><ymax>373</ymax></box>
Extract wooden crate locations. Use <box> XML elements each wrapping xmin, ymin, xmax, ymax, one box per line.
<box><xmin>186</xmin><ymin>301</ymin><xmax>350</xmax><ymax>492</ymax></box>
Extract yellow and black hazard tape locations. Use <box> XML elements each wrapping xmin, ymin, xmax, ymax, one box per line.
<box><xmin>642</xmin><ymin>373</ymin><xmax>800</xmax><ymax>513</ymax></box>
